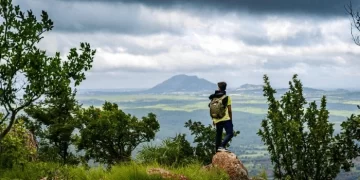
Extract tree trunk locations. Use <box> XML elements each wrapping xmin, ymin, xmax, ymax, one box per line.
<box><xmin>0</xmin><ymin>112</ymin><xmax>16</xmax><ymax>141</ymax></box>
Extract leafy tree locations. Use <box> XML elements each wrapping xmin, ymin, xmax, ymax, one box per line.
<box><xmin>76</xmin><ymin>101</ymin><xmax>160</xmax><ymax>166</ymax></box>
<box><xmin>0</xmin><ymin>115</ymin><xmax>36</xmax><ymax>169</ymax></box>
<box><xmin>185</xmin><ymin>120</ymin><xmax>240</xmax><ymax>165</ymax></box>
<box><xmin>257</xmin><ymin>74</ymin><xmax>358</xmax><ymax>179</ymax></box>
<box><xmin>23</xmin><ymin>88</ymin><xmax>81</xmax><ymax>165</ymax></box>
<box><xmin>345</xmin><ymin>2</ymin><xmax>360</xmax><ymax>161</ymax></box>
<box><xmin>0</xmin><ymin>0</ymin><xmax>95</xmax><ymax>141</ymax></box>
<box><xmin>334</xmin><ymin>113</ymin><xmax>360</xmax><ymax>170</ymax></box>
<box><xmin>344</xmin><ymin>2</ymin><xmax>360</xmax><ymax>166</ymax></box>
<box><xmin>137</xmin><ymin>133</ymin><xmax>195</xmax><ymax>167</ymax></box>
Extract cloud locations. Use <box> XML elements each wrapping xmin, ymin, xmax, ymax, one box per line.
<box><xmin>12</xmin><ymin>0</ymin><xmax>360</xmax><ymax>90</ymax></box>
<box><xmin>36</xmin><ymin>15</ymin><xmax>360</xmax><ymax>86</ymax></box>
<box><xmin>14</xmin><ymin>0</ymin><xmax>204</xmax><ymax>35</ymax></box>
<box><xmin>59</xmin><ymin>0</ymin><xmax>359</xmax><ymax>16</ymax></box>
<box><xmin>15</xmin><ymin>0</ymin><xmax>360</xmax><ymax>35</ymax></box>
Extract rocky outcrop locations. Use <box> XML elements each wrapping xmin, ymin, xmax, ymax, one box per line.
<box><xmin>23</xmin><ymin>129</ymin><xmax>38</xmax><ymax>161</ymax></box>
<box><xmin>0</xmin><ymin>127</ymin><xmax>38</xmax><ymax>162</ymax></box>
<box><xmin>147</xmin><ymin>168</ymin><xmax>188</xmax><ymax>180</ymax></box>
<box><xmin>210</xmin><ymin>152</ymin><xmax>250</xmax><ymax>180</ymax></box>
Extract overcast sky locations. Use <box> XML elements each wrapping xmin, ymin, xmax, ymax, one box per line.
<box><xmin>14</xmin><ymin>0</ymin><xmax>360</xmax><ymax>90</ymax></box>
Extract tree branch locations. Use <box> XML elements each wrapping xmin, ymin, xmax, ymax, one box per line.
<box><xmin>345</xmin><ymin>1</ymin><xmax>360</xmax><ymax>46</ymax></box>
<box><xmin>0</xmin><ymin>111</ymin><xmax>16</xmax><ymax>140</ymax></box>
<box><xmin>0</xmin><ymin>91</ymin><xmax>41</xmax><ymax>140</ymax></box>
<box><xmin>0</xmin><ymin>112</ymin><xmax>9</xmax><ymax>124</ymax></box>
<box><xmin>16</xmin><ymin>94</ymin><xmax>42</xmax><ymax>112</ymax></box>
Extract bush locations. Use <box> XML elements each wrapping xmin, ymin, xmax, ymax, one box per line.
<box><xmin>137</xmin><ymin>133</ymin><xmax>195</xmax><ymax>167</ymax></box>
<box><xmin>76</xmin><ymin>102</ymin><xmax>160</xmax><ymax>166</ymax></box>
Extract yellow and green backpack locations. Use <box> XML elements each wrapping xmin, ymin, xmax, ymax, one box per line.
<box><xmin>209</xmin><ymin>95</ymin><xmax>227</xmax><ymax>119</ymax></box>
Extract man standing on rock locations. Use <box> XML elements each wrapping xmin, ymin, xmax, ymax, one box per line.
<box><xmin>209</xmin><ymin>81</ymin><xmax>234</xmax><ymax>152</ymax></box>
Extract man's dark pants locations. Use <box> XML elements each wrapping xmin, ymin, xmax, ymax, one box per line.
<box><xmin>215</xmin><ymin>120</ymin><xmax>234</xmax><ymax>150</ymax></box>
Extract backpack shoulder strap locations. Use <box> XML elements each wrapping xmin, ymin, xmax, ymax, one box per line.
<box><xmin>218</xmin><ymin>95</ymin><xmax>227</xmax><ymax>101</ymax></box>
<box><xmin>222</xmin><ymin>95</ymin><xmax>229</xmax><ymax>106</ymax></box>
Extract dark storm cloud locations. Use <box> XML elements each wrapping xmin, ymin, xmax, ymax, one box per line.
<box><xmin>60</xmin><ymin>0</ymin><xmax>359</xmax><ymax>16</ymax></box>
<box><xmin>14</xmin><ymin>0</ymin><xmax>184</xmax><ymax>35</ymax></box>
<box><xmin>15</xmin><ymin>0</ymin><xmax>358</xmax><ymax>35</ymax></box>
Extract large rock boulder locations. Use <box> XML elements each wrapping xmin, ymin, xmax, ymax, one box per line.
<box><xmin>0</xmin><ymin>125</ymin><xmax>38</xmax><ymax>162</ymax></box>
<box><xmin>212</xmin><ymin>152</ymin><xmax>249</xmax><ymax>180</ymax></box>
<box><xmin>22</xmin><ymin>129</ymin><xmax>38</xmax><ymax>161</ymax></box>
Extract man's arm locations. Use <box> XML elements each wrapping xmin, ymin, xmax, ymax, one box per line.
<box><xmin>228</xmin><ymin>105</ymin><xmax>232</xmax><ymax>120</ymax></box>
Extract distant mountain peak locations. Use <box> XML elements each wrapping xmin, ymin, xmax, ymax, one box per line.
<box><xmin>146</xmin><ymin>74</ymin><xmax>217</xmax><ymax>93</ymax></box>
<box><xmin>172</xmin><ymin>74</ymin><xmax>195</xmax><ymax>78</ymax></box>
<box><xmin>168</xmin><ymin>74</ymin><xmax>201</xmax><ymax>80</ymax></box>
<box><xmin>236</xmin><ymin>84</ymin><xmax>263</xmax><ymax>91</ymax></box>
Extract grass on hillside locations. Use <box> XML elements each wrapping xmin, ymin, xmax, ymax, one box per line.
<box><xmin>80</xmin><ymin>100</ymin><xmax>358</xmax><ymax>118</ymax></box>
<box><xmin>123</xmin><ymin>101</ymin><xmax>269</xmax><ymax>114</ymax></box>
<box><xmin>0</xmin><ymin>162</ymin><xmax>229</xmax><ymax>180</ymax></box>
<box><xmin>77</xmin><ymin>94</ymin><xmax>359</xmax><ymax>118</ymax></box>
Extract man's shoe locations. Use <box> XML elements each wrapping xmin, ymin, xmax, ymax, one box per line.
<box><xmin>217</xmin><ymin>147</ymin><xmax>229</xmax><ymax>152</ymax></box>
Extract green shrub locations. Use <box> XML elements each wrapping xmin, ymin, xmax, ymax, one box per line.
<box><xmin>137</xmin><ymin>133</ymin><xmax>195</xmax><ymax>167</ymax></box>
<box><xmin>76</xmin><ymin>102</ymin><xmax>160</xmax><ymax>166</ymax></box>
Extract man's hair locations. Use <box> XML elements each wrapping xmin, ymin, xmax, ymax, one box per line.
<box><xmin>218</xmin><ymin>81</ymin><xmax>227</xmax><ymax>91</ymax></box>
